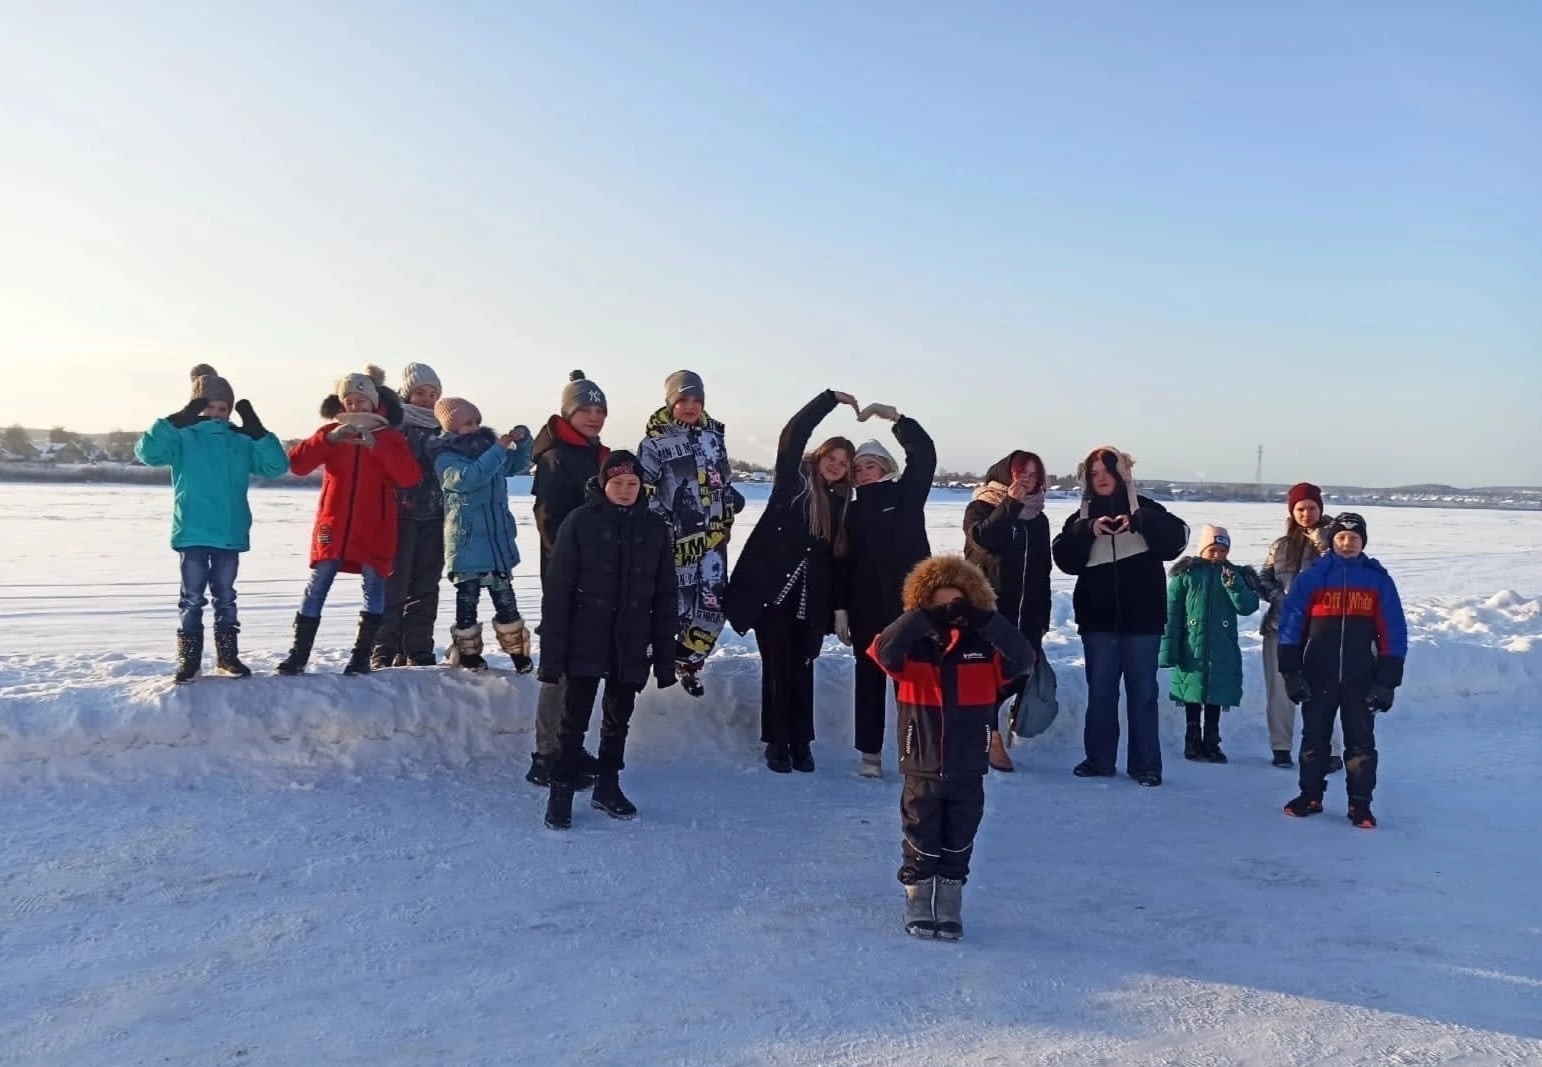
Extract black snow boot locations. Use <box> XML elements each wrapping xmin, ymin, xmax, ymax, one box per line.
<box><xmin>526</xmin><ymin>753</ymin><xmax>594</xmax><ymax>792</ymax></box>
<box><xmin>174</xmin><ymin>630</ymin><xmax>203</xmax><ymax>684</ymax></box>
<box><xmin>1347</xmin><ymin>799</ymin><xmax>1377</xmax><ymax>829</ymax></box>
<box><xmin>1183</xmin><ymin>724</ymin><xmax>1203</xmax><ymax>761</ymax></box>
<box><xmin>343</xmin><ymin>612</ymin><xmax>384</xmax><ymax>676</ymax></box>
<box><xmin>791</xmin><ymin>742</ymin><xmax>816</xmax><ymax>774</ymax></box>
<box><xmin>1201</xmin><ymin>707</ymin><xmax>1227</xmax><ymax>763</ymax></box>
<box><xmin>544</xmin><ymin>782</ymin><xmax>575</xmax><ymax>830</ymax></box>
<box><xmin>276</xmin><ymin>614</ymin><xmax>321</xmax><ymax>676</ymax></box>
<box><xmin>1283</xmin><ymin>794</ymin><xmax>1324</xmax><ymax>818</ymax></box>
<box><xmin>765</xmin><ymin>742</ymin><xmax>793</xmax><ymax>774</ymax></box>
<box><xmin>591</xmin><ymin>777</ymin><xmax>637</xmax><ymax>820</ymax></box>
<box><xmin>213</xmin><ymin>627</ymin><xmax>251</xmax><ymax>678</ymax></box>
<box><xmin>1272</xmin><ymin>750</ymin><xmax>1294</xmax><ymax>768</ymax></box>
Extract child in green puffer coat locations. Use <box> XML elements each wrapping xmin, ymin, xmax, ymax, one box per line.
<box><xmin>1159</xmin><ymin>524</ymin><xmax>1260</xmax><ymax>763</ymax></box>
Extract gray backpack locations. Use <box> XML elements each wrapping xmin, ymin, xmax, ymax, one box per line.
<box><xmin>1009</xmin><ymin>657</ymin><xmax>1060</xmax><ymax>740</ymax></box>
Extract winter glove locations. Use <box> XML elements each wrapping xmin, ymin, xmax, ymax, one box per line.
<box><xmin>1284</xmin><ymin>672</ymin><xmax>1312</xmax><ymax>705</ymax></box>
<box><xmin>233</xmin><ymin>399</ymin><xmax>268</xmax><ymax>440</ymax></box>
<box><xmin>833</xmin><ymin>609</ymin><xmax>852</xmax><ymax>646</ymax></box>
<box><xmin>1367</xmin><ymin>683</ymin><xmax>1395</xmax><ymax>713</ymax></box>
<box><xmin>856</xmin><ymin>402</ymin><xmax>900</xmax><ymax>423</ymax></box>
<box><xmin>166</xmin><ymin>397</ymin><xmax>209</xmax><ymax>429</ymax></box>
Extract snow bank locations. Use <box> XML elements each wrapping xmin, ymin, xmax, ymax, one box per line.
<box><xmin>3</xmin><ymin>589</ymin><xmax>1538</xmax><ymax>783</ymax></box>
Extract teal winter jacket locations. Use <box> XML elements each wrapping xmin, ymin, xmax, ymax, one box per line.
<box><xmin>432</xmin><ymin>429</ymin><xmax>528</xmax><ymax>578</ymax></box>
<box><xmin>134</xmin><ymin>417</ymin><xmax>290</xmax><ymax>552</ymax></box>
<box><xmin>1159</xmin><ymin>557</ymin><xmax>1261</xmax><ymax>708</ymax></box>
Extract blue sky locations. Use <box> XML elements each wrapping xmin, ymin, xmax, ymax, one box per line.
<box><xmin>1</xmin><ymin>1</ymin><xmax>1537</xmax><ymax>486</ymax></box>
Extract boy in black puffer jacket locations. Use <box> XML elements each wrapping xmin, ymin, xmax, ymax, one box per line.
<box><xmin>869</xmin><ymin>555</ymin><xmax>1033</xmax><ymax>941</ymax></box>
<box><xmin>538</xmin><ymin>451</ymin><xmax>678</xmax><ymax>830</ymax></box>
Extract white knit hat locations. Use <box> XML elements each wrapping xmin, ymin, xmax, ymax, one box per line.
<box><xmin>401</xmin><ymin>362</ymin><xmax>441</xmax><ymax>396</ymax></box>
<box><xmin>853</xmin><ymin>439</ymin><xmax>899</xmax><ymax>479</ymax></box>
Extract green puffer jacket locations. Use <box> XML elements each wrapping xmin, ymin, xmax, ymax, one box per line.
<box><xmin>1159</xmin><ymin>557</ymin><xmax>1261</xmax><ymax>708</ymax></box>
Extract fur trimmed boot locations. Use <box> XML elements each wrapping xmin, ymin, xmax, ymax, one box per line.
<box><xmin>276</xmin><ymin>614</ymin><xmax>321</xmax><ymax>676</ymax></box>
<box><xmin>174</xmin><ymin>630</ymin><xmax>203</xmax><ymax>685</ymax></box>
<box><xmin>213</xmin><ymin>627</ymin><xmax>250</xmax><ymax>678</ymax></box>
<box><xmin>492</xmin><ymin>618</ymin><xmax>533</xmax><ymax>674</ymax></box>
<box><xmin>449</xmin><ymin>624</ymin><xmax>488</xmax><ymax>672</ymax></box>
<box><xmin>904</xmin><ymin>877</ymin><xmax>937</xmax><ymax>939</ymax></box>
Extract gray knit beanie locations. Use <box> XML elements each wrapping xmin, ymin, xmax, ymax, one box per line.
<box><xmin>665</xmin><ymin>369</ymin><xmax>705</xmax><ymax>407</ymax></box>
<box><xmin>400</xmin><ymin>362</ymin><xmax>442</xmax><ymax>397</ymax></box>
<box><xmin>189</xmin><ymin>364</ymin><xmax>235</xmax><ymax>407</ymax></box>
<box><xmin>561</xmin><ymin>369</ymin><xmax>608</xmax><ymax>419</ymax></box>
<box><xmin>336</xmin><ymin>370</ymin><xmax>380</xmax><ymax>409</ymax></box>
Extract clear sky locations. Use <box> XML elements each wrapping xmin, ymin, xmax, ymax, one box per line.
<box><xmin>2</xmin><ymin>2</ymin><xmax>1538</xmax><ymax>487</ymax></box>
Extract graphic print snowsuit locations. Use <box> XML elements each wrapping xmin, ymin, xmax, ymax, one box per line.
<box><xmin>638</xmin><ymin>408</ymin><xmax>745</xmax><ymax>670</ymax></box>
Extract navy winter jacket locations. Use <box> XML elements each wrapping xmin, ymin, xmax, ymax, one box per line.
<box><xmin>1278</xmin><ymin>552</ymin><xmax>1407</xmax><ymax>688</ymax></box>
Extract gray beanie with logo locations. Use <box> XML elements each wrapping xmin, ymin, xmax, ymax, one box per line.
<box><xmin>189</xmin><ymin>364</ymin><xmax>235</xmax><ymax>407</ymax></box>
<box><xmin>665</xmin><ymin>369</ymin><xmax>705</xmax><ymax>407</ymax></box>
<box><xmin>561</xmin><ymin>369</ymin><xmax>608</xmax><ymax>419</ymax></box>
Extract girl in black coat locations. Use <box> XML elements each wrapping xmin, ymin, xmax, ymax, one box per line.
<box><xmin>962</xmin><ymin>450</ymin><xmax>1052</xmax><ymax>771</ymax></box>
<box><xmin>838</xmin><ymin>404</ymin><xmax>936</xmax><ymax>777</ymax></box>
<box><xmin>726</xmin><ymin>389</ymin><xmax>859</xmax><ymax>774</ymax></box>
<box><xmin>538</xmin><ymin>451</ymin><xmax>678</xmax><ymax>830</ymax></box>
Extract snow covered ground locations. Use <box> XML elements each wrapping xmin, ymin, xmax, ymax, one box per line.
<box><xmin>2</xmin><ymin>482</ymin><xmax>1540</xmax><ymax>1065</ymax></box>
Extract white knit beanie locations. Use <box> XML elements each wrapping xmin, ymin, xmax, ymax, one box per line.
<box><xmin>401</xmin><ymin>362</ymin><xmax>442</xmax><ymax>396</ymax></box>
<box><xmin>853</xmin><ymin>439</ymin><xmax>899</xmax><ymax>479</ymax></box>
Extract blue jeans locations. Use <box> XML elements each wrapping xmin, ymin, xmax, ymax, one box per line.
<box><xmin>300</xmin><ymin>560</ymin><xmax>386</xmax><ymax>617</ymax></box>
<box><xmin>1082</xmin><ymin>632</ymin><xmax>1162</xmax><ymax>776</ymax></box>
<box><xmin>179</xmin><ymin>548</ymin><xmax>240</xmax><ymax>633</ymax></box>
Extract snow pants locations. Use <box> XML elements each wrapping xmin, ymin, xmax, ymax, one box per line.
<box><xmin>1301</xmin><ymin>682</ymin><xmax>1378</xmax><ymax>802</ymax></box>
<box><xmin>1262</xmin><ymin>630</ymin><xmax>1340</xmax><ymax>756</ymax></box>
<box><xmin>899</xmin><ymin>775</ymin><xmax>986</xmax><ymax>885</ymax></box>
<box><xmin>557</xmin><ymin>676</ymin><xmax>639</xmax><ymax>781</ymax></box>
<box><xmin>850</xmin><ymin>621</ymin><xmax>896</xmax><ymax>756</ymax></box>
<box><xmin>674</xmin><ymin>545</ymin><xmax>728</xmax><ymax>670</ymax></box>
<box><xmin>373</xmin><ymin>516</ymin><xmax>443</xmax><ymax>663</ymax></box>
<box><xmin>756</xmin><ymin>609</ymin><xmax>816</xmax><ymax>747</ymax></box>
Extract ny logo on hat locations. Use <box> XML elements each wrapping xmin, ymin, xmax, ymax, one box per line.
<box><xmin>585</xmin><ymin>388</ymin><xmax>604</xmax><ymax>403</ymax></box>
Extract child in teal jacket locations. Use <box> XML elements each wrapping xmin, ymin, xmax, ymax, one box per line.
<box><xmin>134</xmin><ymin>365</ymin><xmax>290</xmax><ymax>683</ymax></box>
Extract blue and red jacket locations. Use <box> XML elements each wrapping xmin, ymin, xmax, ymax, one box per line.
<box><xmin>868</xmin><ymin>612</ymin><xmax>1033</xmax><ymax>780</ymax></box>
<box><xmin>1278</xmin><ymin>552</ymin><xmax>1407</xmax><ymax>688</ymax></box>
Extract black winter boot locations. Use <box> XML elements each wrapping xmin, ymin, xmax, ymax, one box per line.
<box><xmin>591</xmin><ymin>777</ymin><xmax>637</xmax><ymax>820</ymax></box>
<box><xmin>276</xmin><ymin>614</ymin><xmax>322</xmax><ymax>676</ymax></box>
<box><xmin>1201</xmin><ymin>706</ymin><xmax>1227</xmax><ymax>763</ymax></box>
<box><xmin>1183</xmin><ymin>724</ymin><xmax>1203</xmax><ymax>761</ymax></box>
<box><xmin>1283</xmin><ymin>794</ymin><xmax>1324</xmax><ymax>818</ymax></box>
<box><xmin>765</xmin><ymin>742</ymin><xmax>793</xmax><ymax>774</ymax></box>
<box><xmin>213</xmin><ymin>627</ymin><xmax>251</xmax><ymax>678</ymax></box>
<box><xmin>1347</xmin><ymin>799</ymin><xmax>1377</xmax><ymax>829</ymax></box>
<box><xmin>174</xmin><ymin>630</ymin><xmax>203</xmax><ymax>684</ymax></box>
<box><xmin>1272</xmin><ymin>750</ymin><xmax>1294</xmax><ymax>768</ymax></box>
<box><xmin>544</xmin><ymin>783</ymin><xmax>574</xmax><ymax>830</ymax></box>
<box><xmin>344</xmin><ymin>612</ymin><xmax>384</xmax><ymax>675</ymax></box>
<box><xmin>526</xmin><ymin>753</ymin><xmax>595</xmax><ymax>792</ymax></box>
<box><xmin>791</xmin><ymin>742</ymin><xmax>816</xmax><ymax>774</ymax></box>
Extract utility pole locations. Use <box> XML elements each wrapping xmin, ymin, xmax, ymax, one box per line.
<box><xmin>1256</xmin><ymin>444</ymin><xmax>1264</xmax><ymax>497</ymax></box>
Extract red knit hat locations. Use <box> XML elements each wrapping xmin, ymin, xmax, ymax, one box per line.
<box><xmin>1287</xmin><ymin>482</ymin><xmax>1323</xmax><ymax>512</ymax></box>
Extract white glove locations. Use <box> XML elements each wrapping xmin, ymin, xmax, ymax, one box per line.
<box><xmin>834</xmin><ymin>609</ymin><xmax>852</xmax><ymax>646</ymax></box>
<box><xmin>856</xmin><ymin>403</ymin><xmax>900</xmax><ymax>423</ymax></box>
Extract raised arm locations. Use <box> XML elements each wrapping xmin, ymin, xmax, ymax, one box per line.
<box><xmin>774</xmin><ymin>391</ymin><xmax>843</xmax><ymax>488</ymax></box>
<box><xmin>436</xmin><ymin>442</ymin><xmax>506</xmax><ymax>494</ymax></box>
<box><xmin>894</xmin><ymin>417</ymin><xmax>936</xmax><ymax>514</ymax></box>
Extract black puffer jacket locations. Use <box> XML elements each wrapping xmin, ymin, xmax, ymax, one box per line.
<box><xmin>840</xmin><ymin>417</ymin><xmax>935</xmax><ymax>635</ymax></box>
<box><xmin>963</xmin><ymin>453</ymin><xmax>1052</xmax><ymax>639</ymax></box>
<box><xmin>725</xmin><ymin>390</ymin><xmax>849</xmax><ymax>659</ymax></box>
<box><xmin>531</xmin><ymin>414</ymin><xmax>609</xmax><ymax>578</ymax></box>
<box><xmin>396</xmin><ymin>406</ymin><xmax>446</xmax><ymax>522</ymax></box>
<box><xmin>1051</xmin><ymin>495</ymin><xmax>1189</xmax><ymax>635</ymax></box>
<box><xmin>537</xmin><ymin>480</ymin><xmax>677</xmax><ymax>687</ymax></box>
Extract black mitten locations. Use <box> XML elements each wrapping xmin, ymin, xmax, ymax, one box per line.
<box><xmin>233</xmin><ymin>399</ymin><xmax>268</xmax><ymax>440</ymax></box>
<box><xmin>167</xmin><ymin>398</ymin><xmax>209</xmax><ymax>429</ymax></box>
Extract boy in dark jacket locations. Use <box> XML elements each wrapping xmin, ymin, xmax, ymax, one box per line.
<box><xmin>1277</xmin><ymin>513</ymin><xmax>1407</xmax><ymax>829</ymax></box>
<box><xmin>527</xmin><ymin>370</ymin><xmax>610</xmax><ymax>789</ymax></box>
<box><xmin>869</xmin><ymin>555</ymin><xmax>1033</xmax><ymax>941</ymax></box>
<box><xmin>135</xmin><ymin>365</ymin><xmax>290</xmax><ymax>682</ymax></box>
<box><xmin>538</xmin><ymin>451</ymin><xmax>678</xmax><ymax>830</ymax></box>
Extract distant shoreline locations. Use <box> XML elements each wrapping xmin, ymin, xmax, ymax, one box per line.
<box><xmin>3</xmin><ymin>462</ymin><xmax>1539</xmax><ymax>511</ymax></box>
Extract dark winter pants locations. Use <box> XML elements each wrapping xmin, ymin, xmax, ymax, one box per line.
<box><xmin>1082</xmin><ymin>632</ymin><xmax>1162</xmax><ymax>776</ymax></box>
<box><xmin>1301</xmin><ymin>683</ymin><xmax>1378</xmax><ymax>801</ymax></box>
<box><xmin>178</xmin><ymin>547</ymin><xmax>240</xmax><ymax>633</ymax></box>
<box><xmin>453</xmin><ymin>573</ymin><xmax>520</xmax><ymax>628</ymax></box>
<box><xmin>374</xmin><ymin>516</ymin><xmax>443</xmax><ymax>662</ymax></box>
<box><xmin>535</xmin><ymin>679</ymin><xmax>565</xmax><ymax>758</ymax></box>
<box><xmin>756</xmin><ymin>610</ymin><xmax>816</xmax><ymax>747</ymax></box>
<box><xmin>1184</xmin><ymin>703</ymin><xmax>1222</xmax><ymax>741</ymax></box>
<box><xmin>556</xmin><ymin>676</ymin><xmax>639</xmax><ymax>782</ymax></box>
<box><xmin>899</xmin><ymin>775</ymin><xmax>986</xmax><ymax>885</ymax></box>
<box><xmin>851</xmin><ymin>624</ymin><xmax>895</xmax><ymax>755</ymax></box>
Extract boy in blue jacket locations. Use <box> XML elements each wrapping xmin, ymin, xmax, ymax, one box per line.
<box><xmin>430</xmin><ymin>396</ymin><xmax>535</xmax><ymax>673</ymax></box>
<box><xmin>135</xmin><ymin>365</ymin><xmax>290</xmax><ymax>682</ymax></box>
<box><xmin>1277</xmin><ymin>513</ymin><xmax>1407</xmax><ymax>828</ymax></box>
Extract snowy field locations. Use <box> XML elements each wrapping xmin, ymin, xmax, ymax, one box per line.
<box><xmin>2</xmin><ymin>481</ymin><xmax>1540</xmax><ymax>1066</ymax></box>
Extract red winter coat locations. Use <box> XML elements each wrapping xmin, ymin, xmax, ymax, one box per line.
<box><xmin>288</xmin><ymin>425</ymin><xmax>422</xmax><ymax>576</ymax></box>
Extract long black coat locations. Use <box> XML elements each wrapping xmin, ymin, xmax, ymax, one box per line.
<box><xmin>725</xmin><ymin>390</ymin><xmax>849</xmax><ymax>660</ymax></box>
<box><xmin>531</xmin><ymin>415</ymin><xmax>608</xmax><ymax>579</ymax></box>
<box><xmin>840</xmin><ymin>417</ymin><xmax>935</xmax><ymax>636</ymax></box>
<box><xmin>538</xmin><ymin>480</ymin><xmax>678</xmax><ymax>687</ymax></box>
<box><xmin>963</xmin><ymin>453</ymin><xmax>1053</xmax><ymax>640</ymax></box>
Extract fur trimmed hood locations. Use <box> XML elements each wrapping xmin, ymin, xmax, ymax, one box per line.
<box><xmin>1077</xmin><ymin>444</ymin><xmax>1140</xmax><ymax>519</ymax></box>
<box><xmin>902</xmin><ymin>554</ymin><xmax>997</xmax><ymax>613</ymax></box>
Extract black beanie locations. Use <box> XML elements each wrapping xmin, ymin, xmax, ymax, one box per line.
<box><xmin>601</xmin><ymin>449</ymin><xmax>641</xmax><ymax>486</ymax></box>
<box><xmin>1329</xmin><ymin>512</ymin><xmax>1368</xmax><ymax>546</ymax></box>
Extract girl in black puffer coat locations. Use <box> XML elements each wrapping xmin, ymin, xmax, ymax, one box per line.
<box><xmin>726</xmin><ymin>389</ymin><xmax>859</xmax><ymax>774</ymax></box>
<box><xmin>538</xmin><ymin>451</ymin><xmax>678</xmax><ymax>830</ymax></box>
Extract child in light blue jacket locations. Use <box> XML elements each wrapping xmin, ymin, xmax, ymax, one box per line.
<box><xmin>134</xmin><ymin>365</ymin><xmax>290</xmax><ymax>682</ymax></box>
<box><xmin>430</xmin><ymin>396</ymin><xmax>535</xmax><ymax>672</ymax></box>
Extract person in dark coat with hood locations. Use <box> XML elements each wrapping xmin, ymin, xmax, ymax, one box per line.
<box><xmin>1051</xmin><ymin>446</ymin><xmax>1189</xmax><ymax>786</ymax></box>
<box><xmin>527</xmin><ymin>370</ymin><xmax>610</xmax><ymax>789</ymax></box>
<box><xmin>963</xmin><ymin>449</ymin><xmax>1052</xmax><ymax>772</ymax></box>
<box><xmin>837</xmin><ymin>402</ymin><xmax>936</xmax><ymax>778</ymax></box>
<box><xmin>725</xmin><ymin>389</ymin><xmax>859</xmax><ymax>774</ymax></box>
<box><xmin>538</xmin><ymin>451</ymin><xmax>678</xmax><ymax>830</ymax></box>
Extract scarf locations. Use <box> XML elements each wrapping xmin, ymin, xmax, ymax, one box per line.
<box><xmin>972</xmin><ymin>481</ymin><xmax>1045</xmax><ymax>521</ymax></box>
<box><xmin>401</xmin><ymin>402</ymin><xmax>441</xmax><ymax>431</ymax></box>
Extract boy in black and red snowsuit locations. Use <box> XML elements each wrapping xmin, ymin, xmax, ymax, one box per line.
<box><xmin>869</xmin><ymin>555</ymin><xmax>1032</xmax><ymax>941</ymax></box>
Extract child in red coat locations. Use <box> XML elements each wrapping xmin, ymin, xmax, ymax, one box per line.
<box><xmin>278</xmin><ymin>367</ymin><xmax>422</xmax><ymax>676</ymax></box>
